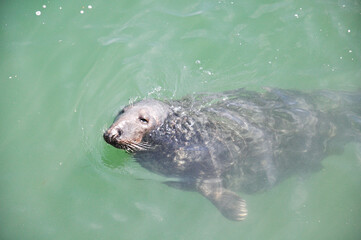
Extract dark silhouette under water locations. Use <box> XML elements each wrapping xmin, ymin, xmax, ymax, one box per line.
<box><xmin>103</xmin><ymin>88</ymin><xmax>361</xmax><ymax>221</ymax></box>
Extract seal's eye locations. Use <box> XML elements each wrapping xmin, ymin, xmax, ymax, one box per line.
<box><xmin>139</xmin><ymin>116</ymin><xmax>149</xmax><ymax>124</ymax></box>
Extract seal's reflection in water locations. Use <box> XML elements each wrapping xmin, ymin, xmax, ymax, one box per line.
<box><xmin>103</xmin><ymin>88</ymin><xmax>361</xmax><ymax>221</ymax></box>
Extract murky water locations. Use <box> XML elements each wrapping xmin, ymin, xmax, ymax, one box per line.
<box><xmin>1</xmin><ymin>0</ymin><xmax>360</xmax><ymax>239</ymax></box>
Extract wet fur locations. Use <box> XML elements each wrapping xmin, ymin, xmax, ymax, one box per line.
<box><xmin>104</xmin><ymin>88</ymin><xmax>361</xmax><ymax>221</ymax></box>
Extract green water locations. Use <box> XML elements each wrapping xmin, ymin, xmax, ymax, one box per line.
<box><xmin>1</xmin><ymin>0</ymin><xmax>360</xmax><ymax>239</ymax></box>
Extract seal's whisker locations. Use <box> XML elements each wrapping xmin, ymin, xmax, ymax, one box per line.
<box><xmin>132</xmin><ymin>142</ymin><xmax>152</xmax><ymax>151</ymax></box>
<box><xmin>124</xmin><ymin>142</ymin><xmax>146</xmax><ymax>152</ymax></box>
<box><xmin>125</xmin><ymin>145</ymin><xmax>134</xmax><ymax>153</ymax></box>
<box><xmin>133</xmin><ymin>145</ymin><xmax>146</xmax><ymax>151</ymax></box>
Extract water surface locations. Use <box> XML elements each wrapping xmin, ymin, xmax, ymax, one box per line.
<box><xmin>1</xmin><ymin>0</ymin><xmax>360</xmax><ymax>239</ymax></box>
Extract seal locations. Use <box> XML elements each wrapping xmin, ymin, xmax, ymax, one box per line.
<box><xmin>103</xmin><ymin>88</ymin><xmax>361</xmax><ymax>221</ymax></box>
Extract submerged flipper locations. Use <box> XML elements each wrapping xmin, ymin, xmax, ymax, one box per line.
<box><xmin>196</xmin><ymin>179</ymin><xmax>248</xmax><ymax>221</ymax></box>
<box><xmin>163</xmin><ymin>180</ymin><xmax>196</xmax><ymax>191</ymax></box>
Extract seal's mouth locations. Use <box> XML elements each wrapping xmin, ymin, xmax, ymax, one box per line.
<box><xmin>103</xmin><ymin>131</ymin><xmax>151</xmax><ymax>153</ymax></box>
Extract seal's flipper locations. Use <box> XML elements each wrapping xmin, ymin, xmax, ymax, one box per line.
<box><xmin>163</xmin><ymin>180</ymin><xmax>195</xmax><ymax>191</ymax></box>
<box><xmin>197</xmin><ymin>179</ymin><xmax>248</xmax><ymax>221</ymax></box>
<box><xmin>211</xmin><ymin>189</ymin><xmax>248</xmax><ymax>221</ymax></box>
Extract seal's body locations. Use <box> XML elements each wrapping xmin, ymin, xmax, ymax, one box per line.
<box><xmin>103</xmin><ymin>88</ymin><xmax>361</xmax><ymax>221</ymax></box>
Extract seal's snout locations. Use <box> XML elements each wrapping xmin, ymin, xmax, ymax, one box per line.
<box><xmin>103</xmin><ymin>131</ymin><xmax>112</xmax><ymax>144</ymax></box>
<box><xmin>103</xmin><ymin>127</ymin><xmax>122</xmax><ymax>145</ymax></box>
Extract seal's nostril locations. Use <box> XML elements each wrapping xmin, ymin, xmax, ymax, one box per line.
<box><xmin>117</xmin><ymin>128</ymin><xmax>123</xmax><ymax>136</ymax></box>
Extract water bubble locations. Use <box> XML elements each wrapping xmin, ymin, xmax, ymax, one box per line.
<box><xmin>195</xmin><ymin>60</ymin><xmax>201</xmax><ymax>64</ymax></box>
<box><xmin>294</xmin><ymin>13</ymin><xmax>299</xmax><ymax>18</ymax></box>
<box><xmin>80</xmin><ymin>10</ymin><xmax>84</xmax><ymax>14</ymax></box>
<box><xmin>88</xmin><ymin>5</ymin><xmax>93</xmax><ymax>9</ymax></box>
<box><xmin>347</xmin><ymin>29</ymin><xmax>351</xmax><ymax>33</ymax></box>
<box><xmin>204</xmin><ymin>70</ymin><xmax>213</xmax><ymax>75</ymax></box>
<box><xmin>35</xmin><ymin>11</ymin><xmax>41</xmax><ymax>16</ymax></box>
<box><xmin>42</xmin><ymin>5</ymin><xmax>46</xmax><ymax>8</ymax></box>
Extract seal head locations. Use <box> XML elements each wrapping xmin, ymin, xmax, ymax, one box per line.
<box><xmin>103</xmin><ymin>99</ymin><xmax>170</xmax><ymax>152</ymax></box>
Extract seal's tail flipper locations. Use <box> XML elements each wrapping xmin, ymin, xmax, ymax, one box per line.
<box><xmin>313</xmin><ymin>91</ymin><xmax>361</xmax><ymax>142</ymax></box>
<box><xmin>335</xmin><ymin>92</ymin><xmax>361</xmax><ymax>142</ymax></box>
<box><xmin>344</xmin><ymin>111</ymin><xmax>361</xmax><ymax>142</ymax></box>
